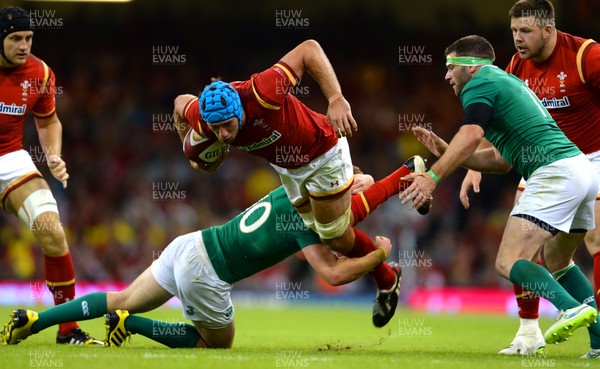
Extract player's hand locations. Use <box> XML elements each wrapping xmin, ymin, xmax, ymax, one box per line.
<box><xmin>400</xmin><ymin>172</ymin><xmax>436</xmax><ymax>210</ymax></box>
<box><xmin>373</xmin><ymin>236</ymin><xmax>392</xmax><ymax>261</ymax></box>
<box><xmin>326</xmin><ymin>95</ymin><xmax>357</xmax><ymax>138</ymax></box>
<box><xmin>412</xmin><ymin>126</ymin><xmax>442</xmax><ymax>157</ymax></box>
<box><xmin>351</xmin><ymin>173</ymin><xmax>374</xmax><ymax>194</ymax></box>
<box><xmin>47</xmin><ymin>155</ymin><xmax>68</xmax><ymax>188</ymax></box>
<box><xmin>460</xmin><ymin>170</ymin><xmax>482</xmax><ymax>209</ymax></box>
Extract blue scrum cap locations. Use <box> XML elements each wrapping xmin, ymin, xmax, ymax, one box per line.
<box><xmin>199</xmin><ymin>81</ymin><xmax>243</xmax><ymax>126</ymax></box>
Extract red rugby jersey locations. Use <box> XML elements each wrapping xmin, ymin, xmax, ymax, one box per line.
<box><xmin>507</xmin><ymin>31</ymin><xmax>600</xmax><ymax>154</ymax></box>
<box><xmin>0</xmin><ymin>54</ymin><xmax>56</xmax><ymax>156</ymax></box>
<box><xmin>185</xmin><ymin>61</ymin><xmax>337</xmax><ymax>169</ymax></box>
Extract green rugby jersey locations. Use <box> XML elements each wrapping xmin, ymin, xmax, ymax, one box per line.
<box><xmin>201</xmin><ymin>186</ymin><xmax>321</xmax><ymax>284</ymax></box>
<box><xmin>460</xmin><ymin>65</ymin><xmax>581</xmax><ymax>179</ymax></box>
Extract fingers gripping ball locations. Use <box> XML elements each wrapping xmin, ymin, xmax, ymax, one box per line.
<box><xmin>183</xmin><ymin>130</ymin><xmax>229</xmax><ymax>166</ymax></box>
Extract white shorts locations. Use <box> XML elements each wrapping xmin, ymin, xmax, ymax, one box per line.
<box><xmin>511</xmin><ymin>154</ymin><xmax>598</xmax><ymax>232</ymax></box>
<box><xmin>518</xmin><ymin>150</ymin><xmax>600</xmax><ymax>199</ymax></box>
<box><xmin>151</xmin><ymin>231</ymin><xmax>234</xmax><ymax>329</ymax></box>
<box><xmin>271</xmin><ymin>137</ymin><xmax>354</xmax><ymax>206</ymax></box>
<box><xmin>0</xmin><ymin>150</ymin><xmax>42</xmax><ymax>208</ymax></box>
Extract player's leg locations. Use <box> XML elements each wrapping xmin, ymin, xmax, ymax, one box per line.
<box><xmin>192</xmin><ymin>322</ymin><xmax>235</xmax><ymax>348</ymax></box>
<box><xmin>2</xmin><ymin>150</ymin><xmax>97</xmax><ymax>344</ymax></box>
<box><xmin>585</xmin><ymin>199</ymin><xmax>600</xmax><ymax>307</ymax></box>
<box><xmin>498</xmin><ymin>218</ymin><xmax>595</xmax><ymax>343</ymax></box>
<box><xmin>499</xmin><ymin>185</ymin><xmax>544</xmax><ymax>355</ymax></box>
<box><xmin>586</xmin><ymin>152</ymin><xmax>600</xmax><ymax>308</ymax></box>
<box><xmin>351</xmin><ymin>155</ymin><xmax>430</xmax><ymax>225</ymax></box>
<box><xmin>105</xmin><ymin>232</ymin><xmax>236</xmax><ymax>349</ymax></box>
<box><xmin>544</xmin><ymin>233</ymin><xmax>600</xmax><ymax>357</ymax></box>
<box><xmin>545</xmin><ymin>191</ymin><xmax>600</xmax><ymax>358</ymax></box>
<box><xmin>305</xmin><ymin>193</ymin><xmax>400</xmax><ymax>327</ymax></box>
<box><xmin>504</xmin><ymin>157</ymin><xmax>599</xmax><ymax>347</ymax></box>
<box><xmin>275</xmin><ymin>139</ymin><xmax>399</xmax><ymax>326</ymax></box>
<box><xmin>0</xmin><ymin>266</ymin><xmax>173</xmax><ymax>345</ymax></box>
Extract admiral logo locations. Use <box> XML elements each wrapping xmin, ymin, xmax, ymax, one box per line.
<box><xmin>0</xmin><ymin>102</ymin><xmax>26</xmax><ymax>115</ymax></box>
<box><xmin>540</xmin><ymin>96</ymin><xmax>570</xmax><ymax>109</ymax></box>
<box><xmin>238</xmin><ymin>130</ymin><xmax>282</xmax><ymax>152</ymax></box>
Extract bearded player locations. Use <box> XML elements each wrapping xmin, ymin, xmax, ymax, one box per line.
<box><xmin>172</xmin><ymin>39</ymin><xmax>431</xmax><ymax>326</ymax></box>
<box><xmin>459</xmin><ymin>0</ymin><xmax>600</xmax><ymax>358</ymax></box>
<box><xmin>0</xmin><ymin>6</ymin><xmax>101</xmax><ymax>345</ymax></box>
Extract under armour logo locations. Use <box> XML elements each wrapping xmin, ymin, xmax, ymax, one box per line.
<box><xmin>330</xmin><ymin>180</ymin><xmax>339</xmax><ymax>187</ymax></box>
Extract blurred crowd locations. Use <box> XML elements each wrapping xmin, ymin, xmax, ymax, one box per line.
<box><xmin>0</xmin><ymin>0</ymin><xmax>597</xmax><ymax>295</ymax></box>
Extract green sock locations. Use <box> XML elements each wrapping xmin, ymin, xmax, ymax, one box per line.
<box><xmin>554</xmin><ymin>264</ymin><xmax>600</xmax><ymax>349</ymax></box>
<box><xmin>31</xmin><ymin>292</ymin><xmax>108</xmax><ymax>334</ymax></box>
<box><xmin>124</xmin><ymin>315</ymin><xmax>202</xmax><ymax>348</ymax></box>
<box><xmin>509</xmin><ymin>260</ymin><xmax>580</xmax><ymax>311</ymax></box>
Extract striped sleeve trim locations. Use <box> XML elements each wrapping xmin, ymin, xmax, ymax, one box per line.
<box><xmin>577</xmin><ymin>39</ymin><xmax>596</xmax><ymax>84</ymax></box>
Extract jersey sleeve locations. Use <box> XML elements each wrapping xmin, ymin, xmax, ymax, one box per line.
<box><xmin>505</xmin><ymin>53</ymin><xmax>520</xmax><ymax>74</ymax></box>
<box><xmin>582</xmin><ymin>42</ymin><xmax>600</xmax><ymax>88</ymax></box>
<box><xmin>296</xmin><ymin>230</ymin><xmax>322</xmax><ymax>249</ymax></box>
<box><xmin>32</xmin><ymin>65</ymin><xmax>56</xmax><ymax>118</ymax></box>
<box><xmin>250</xmin><ymin>61</ymin><xmax>299</xmax><ymax>110</ymax></box>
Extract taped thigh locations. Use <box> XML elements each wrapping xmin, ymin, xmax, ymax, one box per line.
<box><xmin>298</xmin><ymin>211</ymin><xmax>316</xmax><ymax>231</ymax></box>
<box><xmin>315</xmin><ymin>207</ymin><xmax>351</xmax><ymax>240</ymax></box>
<box><xmin>17</xmin><ymin>189</ymin><xmax>58</xmax><ymax>229</ymax></box>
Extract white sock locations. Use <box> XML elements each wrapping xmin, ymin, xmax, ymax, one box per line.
<box><xmin>516</xmin><ymin>318</ymin><xmax>540</xmax><ymax>335</ymax></box>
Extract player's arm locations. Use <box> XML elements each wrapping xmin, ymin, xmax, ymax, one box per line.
<box><xmin>301</xmin><ymin>236</ymin><xmax>391</xmax><ymax>286</ymax></box>
<box><xmin>429</xmin><ymin>124</ymin><xmax>511</xmax><ymax>177</ymax></box>
<box><xmin>175</xmin><ymin>94</ymin><xmax>227</xmax><ymax>174</ymax></box>
<box><xmin>279</xmin><ymin>39</ymin><xmax>356</xmax><ymax>137</ymax></box>
<box><xmin>582</xmin><ymin>43</ymin><xmax>600</xmax><ymax>88</ymax></box>
<box><xmin>174</xmin><ymin>94</ymin><xmax>197</xmax><ymax>143</ymax></box>
<box><xmin>460</xmin><ymin>139</ymin><xmax>493</xmax><ymax>209</ymax></box>
<box><xmin>34</xmin><ymin>112</ymin><xmax>69</xmax><ymax>188</ymax></box>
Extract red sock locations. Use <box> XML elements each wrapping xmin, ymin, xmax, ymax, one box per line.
<box><xmin>344</xmin><ymin>227</ymin><xmax>395</xmax><ymax>290</ymax></box>
<box><xmin>513</xmin><ymin>259</ymin><xmax>543</xmax><ymax>319</ymax></box>
<box><xmin>351</xmin><ymin>166</ymin><xmax>411</xmax><ymax>224</ymax></box>
<box><xmin>45</xmin><ymin>252</ymin><xmax>79</xmax><ymax>335</ymax></box>
<box><xmin>593</xmin><ymin>251</ymin><xmax>600</xmax><ymax>307</ymax></box>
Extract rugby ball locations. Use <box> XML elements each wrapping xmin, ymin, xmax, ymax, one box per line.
<box><xmin>183</xmin><ymin>129</ymin><xmax>229</xmax><ymax>165</ymax></box>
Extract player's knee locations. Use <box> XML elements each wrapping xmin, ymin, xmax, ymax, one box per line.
<box><xmin>314</xmin><ymin>207</ymin><xmax>351</xmax><ymax>240</ymax></box>
<box><xmin>494</xmin><ymin>257</ymin><xmax>511</xmax><ymax>278</ymax></box>
<box><xmin>585</xmin><ymin>230</ymin><xmax>600</xmax><ymax>254</ymax></box>
<box><xmin>18</xmin><ymin>189</ymin><xmax>60</xmax><ymax>230</ymax></box>
<box><xmin>17</xmin><ymin>189</ymin><xmax>67</xmax><ymax>255</ymax></box>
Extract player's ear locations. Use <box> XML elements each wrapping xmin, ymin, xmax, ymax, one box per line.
<box><xmin>542</xmin><ymin>24</ymin><xmax>553</xmax><ymax>39</ymax></box>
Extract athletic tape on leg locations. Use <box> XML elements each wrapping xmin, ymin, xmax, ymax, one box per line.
<box><xmin>315</xmin><ymin>207</ymin><xmax>351</xmax><ymax>239</ymax></box>
<box><xmin>17</xmin><ymin>189</ymin><xmax>58</xmax><ymax>229</ymax></box>
<box><xmin>298</xmin><ymin>211</ymin><xmax>316</xmax><ymax>231</ymax></box>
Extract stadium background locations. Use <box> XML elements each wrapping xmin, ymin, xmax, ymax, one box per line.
<box><xmin>0</xmin><ymin>0</ymin><xmax>598</xmax><ymax>311</ymax></box>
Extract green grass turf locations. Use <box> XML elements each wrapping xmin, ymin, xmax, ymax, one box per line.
<box><xmin>0</xmin><ymin>304</ymin><xmax>593</xmax><ymax>369</ymax></box>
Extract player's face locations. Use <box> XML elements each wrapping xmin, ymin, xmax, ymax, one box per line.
<box><xmin>208</xmin><ymin>118</ymin><xmax>239</xmax><ymax>144</ymax></box>
<box><xmin>445</xmin><ymin>56</ymin><xmax>472</xmax><ymax>96</ymax></box>
<box><xmin>510</xmin><ymin>16</ymin><xmax>548</xmax><ymax>61</ymax></box>
<box><xmin>2</xmin><ymin>31</ymin><xmax>33</xmax><ymax>66</ymax></box>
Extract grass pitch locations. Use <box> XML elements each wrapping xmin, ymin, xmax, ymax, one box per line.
<box><xmin>0</xmin><ymin>304</ymin><xmax>592</xmax><ymax>369</ymax></box>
